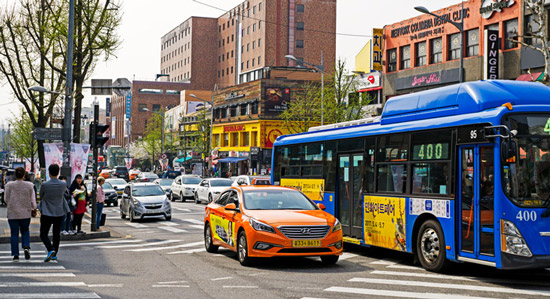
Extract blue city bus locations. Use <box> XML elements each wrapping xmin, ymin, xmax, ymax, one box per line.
<box><xmin>271</xmin><ymin>80</ymin><xmax>550</xmax><ymax>271</ymax></box>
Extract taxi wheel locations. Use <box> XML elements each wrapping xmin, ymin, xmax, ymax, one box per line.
<box><xmin>204</xmin><ymin>223</ymin><xmax>218</xmax><ymax>253</ymax></box>
<box><xmin>416</xmin><ymin>220</ymin><xmax>448</xmax><ymax>272</ymax></box>
<box><xmin>320</xmin><ymin>255</ymin><xmax>339</xmax><ymax>265</ymax></box>
<box><xmin>238</xmin><ymin>231</ymin><xmax>254</xmax><ymax>266</ymax></box>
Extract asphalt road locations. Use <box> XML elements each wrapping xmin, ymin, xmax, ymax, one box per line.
<box><xmin>1</xmin><ymin>200</ymin><xmax>549</xmax><ymax>299</ymax></box>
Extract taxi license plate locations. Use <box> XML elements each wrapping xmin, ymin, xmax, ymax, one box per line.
<box><xmin>292</xmin><ymin>240</ymin><xmax>321</xmax><ymax>247</ymax></box>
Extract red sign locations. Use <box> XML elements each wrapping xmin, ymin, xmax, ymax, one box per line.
<box><xmin>265</xmin><ymin>129</ymin><xmax>283</xmax><ymax>148</ymax></box>
<box><xmin>224</xmin><ymin>125</ymin><xmax>245</xmax><ymax>133</ymax></box>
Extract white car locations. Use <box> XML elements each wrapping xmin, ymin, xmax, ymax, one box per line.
<box><xmin>231</xmin><ymin>175</ymin><xmax>271</xmax><ymax>186</ymax></box>
<box><xmin>194</xmin><ymin>178</ymin><xmax>233</xmax><ymax>204</ymax></box>
<box><xmin>170</xmin><ymin>175</ymin><xmax>202</xmax><ymax>202</ymax></box>
<box><xmin>105</xmin><ymin>178</ymin><xmax>128</xmax><ymax>198</ymax></box>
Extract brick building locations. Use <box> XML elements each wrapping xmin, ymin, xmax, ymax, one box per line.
<box><xmin>160</xmin><ymin>0</ymin><xmax>336</xmax><ymax>89</ymax></box>
<box><xmin>382</xmin><ymin>0</ymin><xmax>549</xmax><ymax>100</ymax></box>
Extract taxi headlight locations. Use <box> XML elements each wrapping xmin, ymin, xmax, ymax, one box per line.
<box><xmin>332</xmin><ymin>218</ymin><xmax>342</xmax><ymax>233</ymax></box>
<box><xmin>250</xmin><ymin>218</ymin><xmax>275</xmax><ymax>234</ymax></box>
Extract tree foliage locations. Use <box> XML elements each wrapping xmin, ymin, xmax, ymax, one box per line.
<box><xmin>137</xmin><ymin>113</ymin><xmax>163</xmax><ymax>169</ymax></box>
<box><xmin>190</xmin><ymin>107</ymin><xmax>211</xmax><ymax>160</ymax></box>
<box><xmin>8</xmin><ymin>110</ymin><xmax>38</xmax><ymax>167</ymax></box>
<box><xmin>281</xmin><ymin>59</ymin><xmax>371</xmax><ymax>133</ymax></box>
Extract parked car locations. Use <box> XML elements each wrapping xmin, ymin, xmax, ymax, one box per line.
<box><xmin>231</xmin><ymin>175</ymin><xmax>271</xmax><ymax>187</ymax></box>
<box><xmin>154</xmin><ymin>178</ymin><xmax>174</xmax><ymax>194</ymax></box>
<box><xmin>136</xmin><ymin>172</ymin><xmax>159</xmax><ymax>182</ymax></box>
<box><xmin>170</xmin><ymin>175</ymin><xmax>202</xmax><ymax>202</ymax></box>
<box><xmin>105</xmin><ymin>178</ymin><xmax>127</xmax><ymax>198</ymax></box>
<box><xmin>129</xmin><ymin>169</ymin><xmax>141</xmax><ymax>181</ymax></box>
<box><xmin>85</xmin><ymin>181</ymin><xmax>118</xmax><ymax>206</ymax></box>
<box><xmin>162</xmin><ymin>170</ymin><xmax>182</xmax><ymax>179</ymax></box>
<box><xmin>203</xmin><ymin>186</ymin><xmax>343</xmax><ymax>266</ymax></box>
<box><xmin>194</xmin><ymin>178</ymin><xmax>233</xmax><ymax>204</ymax></box>
<box><xmin>113</xmin><ymin>166</ymin><xmax>129</xmax><ymax>181</ymax></box>
<box><xmin>119</xmin><ymin>183</ymin><xmax>171</xmax><ymax>222</ymax></box>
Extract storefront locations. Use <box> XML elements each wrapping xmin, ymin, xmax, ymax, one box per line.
<box><xmin>383</xmin><ymin>0</ymin><xmax>524</xmax><ymax>99</ymax></box>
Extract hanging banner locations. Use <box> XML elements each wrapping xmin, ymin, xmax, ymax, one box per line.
<box><xmin>44</xmin><ymin>143</ymin><xmax>63</xmax><ymax>180</ymax></box>
<box><xmin>372</xmin><ymin>28</ymin><xmax>383</xmax><ymax>71</ymax></box>
<box><xmin>125</xmin><ymin>92</ymin><xmax>132</xmax><ymax>120</ymax></box>
<box><xmin>124</xmin><ymin>157</ymin><xmax>133</xmax><ymax>169</ymax></box>
<box><xmin>71</xmin><ymin>143</ymin><xmax>91</xmax><ymax>183</ymax></box>
<box><xmin>484</xmin><ymin>29</ymin><xmax>499</xmax><ymax>80</ymax></box>
<box><xmin>106</xmin><ymin>97</ymin><xmax>111</xmax><ymax>117</ymax></box>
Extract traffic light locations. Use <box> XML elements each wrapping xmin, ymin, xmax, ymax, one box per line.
<box><xmin>90</xmin><ymin>123</ymin><xmax>110</xmax><ymax>148</ymax></box>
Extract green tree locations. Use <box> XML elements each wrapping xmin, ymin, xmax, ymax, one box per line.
<box><xmin>190</xmin><ymin>107</ymin><xmax>212</xmax><ymax>166</ymax></box>
<box><xmin>137</xmin><ymin>113</ymin><xmax>163</xmax><ymax>170</ymax></box>
<box><xmin>9</xmin><ymin>110</ymin><xmax>38</xmax><ymax>171</ymax></box>
<box><xmin>281</xmin><ymin>59</ymin><xmax>371</xmax><ymax>133</ymax></box>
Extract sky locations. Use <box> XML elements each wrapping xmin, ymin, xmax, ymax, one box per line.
<box><xmin>0</xmin><ymin>0</ymin><xmax>459</xmax><ymax>125</ymax></box>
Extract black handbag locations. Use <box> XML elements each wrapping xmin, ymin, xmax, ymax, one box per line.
<box><xmin>100</xmin><ymin>213</ymin><xmax>106</xmax><ymax>226</ymax></box>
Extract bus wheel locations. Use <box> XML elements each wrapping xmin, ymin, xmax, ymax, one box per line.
<box><xmin>416</xmin><ymin>220</ymin><xmax>448</xmax><ymax>272</ymax></box>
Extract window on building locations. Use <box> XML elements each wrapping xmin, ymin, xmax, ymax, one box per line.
<box><xmin>231</xmin><ymin>50</ymin><xmax>234</xmax><ymax>57</ymax></box>
<box><xmin>251</xmin><ymin>101</ymin><xmax>258</xmax><ymax>114</ymax></box>
<box><xmin>247</xmin><ymin>60</ymin><xmax>249</xmax><ymax>68</ymax></box>
<box><xmin>259</xmin><ymin>21</ymin><xmax>261</xmax><ymax>29</ymax></box>
<box><xmin>231</xmin><ymin>133</ymin><xmax>238</xmax><ymax>146</ymax></box>
<box><xmin>296</xmin><ymin>40</ymin><xmax>304</xmax><ymax>48</ymax></box>
<box><xmin>223</xmin><ymin>23</ymin><xmax>225</xmax><ymax>30</ymax></box>
<box><xmin>259</xmin><ymin>2</ymin><xmax>262</xmax><ymax>11</ymax></box>
<box><xmin>258</xmin><ymin>38</ymin><xmax>261</xmax><ymax>47</ymax></box>
<box><xmin>230</xmin><ymin>106</ymin><xmax>237</xmax><ymax>117</ymax></box>
<box><xmin>252</xmin><ymin>41</ymin><xmax>256</xmax><ymax>49</ymax></box>
<box><xmin>253</xmin><ymin>24</ymin><xmax>256</xmax><ymax>32</ymax></box>
<box><xmin>505</xmin><ymin>18</ymin><xmax>519</xmax><ymax>49</ymax></box>
<box><xmin>138</xmin><ymin>104</ymin><xmax>147</xmax><ymax>112</ymax></box>
<box><xmin>387</xmin><ymin>48</ymin><xmax>397</xmax><ymax>72</ymax></box>
<box><xmin>222</xmin><ymin>39</ymin><xmax>225</xmax><ymax>46</ymax></box>
<box><xmin>247</xmin><ymin>43</ymin><xmax>250</xmax><ymax>51</ymax></box>
<box><xmin>297</xmin><ymin>4</ymin><xmax>304</xmax><ymax>12</ymax></box>
<box><xmin>247</xmin><ymin>26</ymin><xmax>250</xmax><ymax>34</ymax></box>
<box><xmin>448</xmin><ymin>33</ymin><xmax>461</xmax><ymax>60</ymax></box>
<box><xmin>152</xmin><ymin>104</ymin><xmax>161</xmax><ymax>112</ymax></box>
<box><xmin>466</xmin><ymin>29</ymin><xmax>479</xmax><ymax>57</ymax></box>
<box><xmin>222</xmin><ymin>69</ymin><xmax>224</xmax><ymax>77</ymax></box>
<box><xmin>430</xmin><ymin>38</ymin><xmax>442</xmax><ymax>64</ymax></box>
<box><xmin>296</xmin><ymin>22</ymin><xmax>304</xmax><ymax>31</ymax></box>
<box><xmin>227</xmin><ymin>52</ymin><xmax>229</xmax><ymax>59</ymax></box>
<box><xmin>252</xmin><ymin>58</ymin><xmax>255</xmax><ymax>66</ymax></box>
<box><xmin>524</xmin><ymin>15</ymin><xmax>539</xmax><ymax>45</ymax></box>
<box><xmin>223</xmin><ymin>133</ymin><xmax>229</xmax><ymax>147</ymax></box>
<box><xmin>400</xmin><ymin>45</ymin><xmax>410</xmax><ymax>69</ymax></box>
<box><xmin>415</xmin><ymin>41</ymin><xmax>427</xmax><ymax>67</ymax></box>
<box><xmin>253</xmin><ymin>5</ymin><xmax>256</xmax><ymax>14</ymax></box>
<box><xmin>240</xmin><ymin>103</ymin><xmax>249</xmax><ymax>115</ymax></box>
<box><xmin>241</xmin><ymin>45</ymin><xmax>244</xmax><ymax>53</ymax></box>
<box><xmin>258</xmin><ymin>56</ymin><xmax>261</xmax><ymax>65</ymax></box>
<box><xmin>242</xmin><ymin>132</ymin><xmax>249</xmax><ymax>147</ymax></box>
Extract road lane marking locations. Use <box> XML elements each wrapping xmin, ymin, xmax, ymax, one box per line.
<box><xmin>127</xmin><ymin>241</ymin><xmax>203</xmax><ymax>252</ymax></box>
<box><xmin>0</xmin><ymin>260</ymin><xmax>50</xmax><ymax>264</ymax></box>
<box><xmin>170</xmin><ymin>248</ymin><xmax>205</xmax><ymax>254</ymax></box>
<box><xmin>98</xmin><ymin>239</ymin><xmax>179</xmax><ymax>249</ymax></box>
<box><xmin>0</xmin><ymin>265</ymin><xmax>65</xmax><ymax>270</ymax></box>
<box><xmin>181</xmin><ymin>219</ymin><xmax>203</xmax><ymax>225</ymax></box>
<box><xmin>88</xmin><ymin>284</ymin><xmax>123</xmax><ymax>288</ymax></box>
<box><xmin>60</xmin><ymin>239</ymin><xmax>143</xmax><ymax>247</ymax></box>
<box><xmin>189</xmin><ymin>224</ymin><xmax>204</xmax><ymax>229</ymax></box>
<box><xmin>211</xmin><ymin>277</ymin><xmax>233</xmax><ymax>281</ymax></box>
<box><xmin>160</xmin><ymin>222</ymin><xmax>179</xmax><ymax>226</ymax></box>
<box><xmin>152</xmin><ymin>285</ymin><xmax>190</xmax><ymax>288</ymax></box>
<box><xmin>0</xmin><ymin>273</ymin><xmax>75</xmax><ymax>277</ymax></box>
<box><xmin>125</xmin><ymin>222</ymin><xmax>148</xmax><ymax>228</ymax></box>
<box><xmin>0</xmin><ymin>293</ymin><xmax>100</xmax><ymax>298</ymax></box>
<box><xmin>386</xmin><ymin>264</ymin><xmax>424</xmax><ymax>271</ymax></box>
<box><xmin>222</xmin><ymin>286</ymin><xmax>259</xmax><ymax>288</ymax></box>
<box><xmin>339</xmin><ymin>252</ymin><xmax>358</xmax><ymax>261</ymax></box>
<box><xmin>347</xmin><ymin>277</ymin><xmax>550</xmax><ymax>296</ymax></box>
<box><xmin>325</xmin><ymin>287</ymin><xmax>495</xmax><ymax>299</ymax></box>
<box><xmin>0</xmin><ymin>251</ymin><xmax>44</xmax><ymax>254</ymax></box>
<box><xmin>0</xmin><ymin>282</ymin><xmax>86</xmax><ymax>287</ymax></box>
<box><xmin>173</xmin><ymin>207</ymin><xmax>191</xmax><ymax>212</ymax></box>
<box><xmin>158</xmin><ymin>226</ymin><xmax>187</xmax><ymax>233</ymax></box>
<box><xmin>0</xmin><ymin>255</ymin><xmax>46</xmax><ymax>259</ymax></box>
<box><xmin>370</xmin><ymin>260</ymin><xmax>396</xmax><ymax>265</ymax></box>
<box><xmin>157</xmin><ymin>281</ymin><xmax>187</xmax><ymax>284</ymax></box>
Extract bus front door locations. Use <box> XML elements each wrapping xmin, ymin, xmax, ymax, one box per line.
<box><xmin>338</xmin><ymin>153</ymin><xmax>364</xmax><ymax>239</ymax></box>
<box><xmin>458</xmin><ymin>145</ymin><xmax>495</xmax><ymax>263</ymax></box>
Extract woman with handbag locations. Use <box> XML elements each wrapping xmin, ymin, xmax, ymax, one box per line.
<box><xmin>5</xmin><ymin>167</ymin><xmax>37</xmax><ymax>261</ymax></box>
<box><xmin>69</xmin><ymin>175</ymin><xmax>87</xmax><ymax>234</ymax></box>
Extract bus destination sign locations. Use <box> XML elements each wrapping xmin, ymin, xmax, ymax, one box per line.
<box><xmin>457</xmin><ymin>126</ymin><xmax>487</xmax><ymax>144</ymax></box>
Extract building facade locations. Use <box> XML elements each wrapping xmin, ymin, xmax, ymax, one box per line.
<box><xmin>382</xmin><ymin>0</ymin><xmax>546</xmax><ymax>99</ymax></box>
<box><xmin>160</xmin><ymin>0</ymin><xmax>336</xmax><ymax>88</ymax></box>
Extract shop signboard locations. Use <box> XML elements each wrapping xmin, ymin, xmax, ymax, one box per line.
<box><xmin>125</xmin><ymin>93</ymin><xmax>132</xmax><ymax>120</ymax></box>
<box><xmin>394</xmin><ymin>68</ymin><xmax>459</xmax><ymax>91</ymax></box>
<box><xmin>106</xmin><ymin>97</ymin><xmax>111</xmax><ymax>117</ymax></box>
<box><xmin>357</xmin><ymin>72</ymin><xmax>381</xmax><ymax>91</ymax></box>
<box><xmin>480</xmin><ymin>0</ymin><xmax>515</xmax><ymax>19</ymax></box>
<box><xmin>484</xmin><ymin>29</ymin><xmax>499</xmax><ymax>79</ymax></box>
<box><xmin>264</xmin><ymin>87</ymin><xmax>290</xmax><ymax>115</ymax></box>
<box><xmin>372</xmin><ymin>28</ymin><xmax>383</xmax><ymax>71</ymax></box>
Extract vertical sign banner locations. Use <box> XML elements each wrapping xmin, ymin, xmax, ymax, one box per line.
<box><xmin>70</xmin><ymin>143</ymin><xmax>91</xmax><ymax>183</ymax></box>
<box><xmin>111</xmin><ymin>117</ymin><xmax>116</xmax><ymax>140</ymax></box>
<box><xmin>372</xmin><ymin>28</ymin><xmax>384</xmax><ymax>72</ymax></box>
<box><xmin>124</xmin><ymin>157</ymin><xmax>133</xmax><ymax>169</ymax></box>
<box><xmin>106</xmin><ymin>97</ymin><xmax>111</xmax><ymax>117</ymax></box>
<box><xmin>125</xmin><ymin>92</ymin><xmax>132</xmax><ymax>120</ymax></box>
<box><xmin>484</xmin><ymin>29</ymin><xmax>499</xmax><ymax>79</ymax></box>
<box><xmin>44</xmin><ymin>143</ymin><xmax>63</xmax><ymax>180</ymax></box>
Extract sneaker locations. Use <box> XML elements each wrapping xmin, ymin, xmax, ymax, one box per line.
<box><xmin>44</xmin><ymin>251</ymin><xmax>55</xmax><ymax>262</ymax></box>
<box><xmin>71</xmin><ymin>230</ymin><xmax>77</xmax><ymax>235</ymax></box>
<box><xmin>24</xmin><ymin>248</ymin><xmax>30</xmax><ymax>260</ymax></box>
<box><xmin>61</xmin><ymin>230</ymin><xmax>68</xmax><ymax>236</ymax></box>
<box><xmin>77</xmin><ymin>230</ymin><xmax>86</xmax><ymax>235</ymax></box>
<box><xmin>13</xmin><ymin>256</ymin><xmax>19</xmax><ymax>262</ymax></box>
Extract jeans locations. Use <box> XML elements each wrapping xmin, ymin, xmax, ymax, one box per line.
<box><xmin>40</xmin><ymin>215</ymin><xmax>63</xmax><ymax>253</ymax></box>
<box><xmin>8</xmin><ymin>218</ymin><xmax>31</xmax><ymax>256</ymax></box>
<box><xmin>61</xmin><ymin>212</ymin><xmax>72</xmax><ymax>232</ymax></box>
<box><xmin>96</xmin><ymin>202</ymin><xmax>104</xmax><ymax>229</ymax></box>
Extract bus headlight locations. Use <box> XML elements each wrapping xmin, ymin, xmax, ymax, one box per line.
<box><xmin>501</xmin><ymin>219</ymin><xmax>532</xmax><ymax>257</ymax></box>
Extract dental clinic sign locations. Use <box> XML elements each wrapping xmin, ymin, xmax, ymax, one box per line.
<box><xmin>480</xmin><ymin>0</ymin><xmax>515</xmax><ymax>19</ymax></box>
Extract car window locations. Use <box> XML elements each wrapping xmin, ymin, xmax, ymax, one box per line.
<box><xmin>102</xmin><ymin>182</ymin><xmax>113</xmax><ymax>189</ymax></box>
<box><xmin>226</xmin><ymin>190</ymin><xmax>239</xmax><ymax>208</ymax></box>
<box><xmin>215</xmin><ymin>192</ymin><xmax>230</xmax><ymax>205</ymax></box>
<box><xmin>132</xmin><ymin>185</ymin><xmax>165</xmax><ymax>196</ymax></box>
<box><xmin>182</xmin><ymin>177</ymin><xmax>202</xmax><ymax>184</ymax></box>
<box><xmin>159</xmin><ymin>180</ymin><xmax>172</xmax><ymax>186</ymax></box>
<box><xmin>124</xmin><ymin>186</ymin><xmax>130</xmax><ymax>194</ymax></box>
<box><xmin>243</xmin><ymin>190</ymin><xmax>318</xmax><ymax>210</ymax></box>
<box><xmin>210</xmin><ymin>180</ymin><xmax>233</xmax><ymax>187</ymax></box>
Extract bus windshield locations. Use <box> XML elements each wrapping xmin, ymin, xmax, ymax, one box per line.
<box><xmin>502</xmin><ymin>114</ymin><xmax>550</xmax><ymax>207</ymax></box>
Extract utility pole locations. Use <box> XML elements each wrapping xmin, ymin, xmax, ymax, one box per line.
<box><xmin>61</xmin><ymin>0</ymin><xmax>75</xmax><ymax>179</ymax></box>
<box><xmin>90</xmin><ymin>102</ymin><xmax>99</xmax><ymax>232</ymax></box>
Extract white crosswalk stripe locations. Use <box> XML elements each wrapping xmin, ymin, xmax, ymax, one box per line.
<box><xmin>158</xmin><ymin>226</ymin><xmax>187</xmax><ymax>233</ymax></box>
<box><xmin>128</xmin><ymin>241</ymin><xmax>204</xmax><ymax>252</ymax></box>
<box><xmin>180</xmin><ymin>218</ymin><xmax>203</xmax><ymax>225</ymax></box>
<box><xmin>0</xmin><ymin>293</ymin><xmax>100</xmax><ymax>298</ymax></box>
<box><xmin>325</xmin><ymin>287</ymin><xmax>495</xmax><ymax>299</ymax></box>
<box><xmin>97</xmin><ymin>239</ymin><xmax>180</xmax><ymax>249</ymax></box>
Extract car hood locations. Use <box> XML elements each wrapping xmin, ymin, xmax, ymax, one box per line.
<box><xmin>111</xmin><ymin>184</ymin><xmax>126</xmax><ymax>189</ymax></box>
<box><xmin>209</xmin><ymin>186</ymin><xmax>231</xmax><ymax>193</ymax></box>
<box><xmin>160</xmin><ymin>186</ymin><xmax>171</xmax><ymax>191</ymax></box>
<box><xmin>244</xmin><ymin>209</ymin><xmax>334</xmax><ymax>226</ymax></box>
<box><xmin>134</xmin><ymin>195</ymin><xmax>167</xmax><ymax>204</ymax></box>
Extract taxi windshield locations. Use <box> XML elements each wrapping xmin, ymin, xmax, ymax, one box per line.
<box><xmin>502</xmin><ymin>114</ymin><xmax>550</xmax><ymax>207</ymax></box>
<box><xmin>243</xmin><ymin>189</ymin><xmax>318</xmax><ymax>210</ymax></box>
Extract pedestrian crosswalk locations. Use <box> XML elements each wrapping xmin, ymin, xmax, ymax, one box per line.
<box><xmin>317</xmin><ymin>260</ymin><xmax>550</xmax><ymax>299</ymax></box>
<box><xmin>54</xmin><ymin>238</ymin><xmax>207</xmax><ymax>254</ymax></box>
<box><xmin>101</xmin><ymin>207</ymin><xmax>204</xmax><ymax>234</ymax></box>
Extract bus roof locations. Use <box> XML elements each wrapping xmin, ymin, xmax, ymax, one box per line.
<box><xmin>274</xmin><ymin>80</ymin><xmax>550</xmax><ymax>146</ymax></box>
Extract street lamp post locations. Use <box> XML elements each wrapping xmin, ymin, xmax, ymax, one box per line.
<box><xmin>285</xmin><ymin>52</ymin><xmax>324</xmax><ymax>125</ymax></box>
<box><xmin>190</xmin><ymin>92</ymin><xmax>215</xmax><ymax>176</ymax></box>
<box><xmin>415</xmin><ymin>3</ymin><xmax>464</xmax><ymax>83</ymax></box>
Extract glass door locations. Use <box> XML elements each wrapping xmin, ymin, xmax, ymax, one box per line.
<box><xmin>338</xmin><ymin>153</ymin><xmax>364</xmax><ymax>238</ymax></box>
<box><xmin>458</xmin><ymin>145</ymin><xmax>495</xmax><ymax>261</ymax></box>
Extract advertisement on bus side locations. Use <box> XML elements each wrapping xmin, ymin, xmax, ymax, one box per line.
<box><xmin>210</xmin><ymin>214</ymin><xmax>236</xmax><ymax>247</ymax></box>
<box><xmin>280</xmin><ymin>178</ymin><xmax>325</xmax><ymax>201</ymax></box>
<box><xmin>364</xmin><ymin>195</ymin><xmax>407</xmax><ymax>251</ymax></box>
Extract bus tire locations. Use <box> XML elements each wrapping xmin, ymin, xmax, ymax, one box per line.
<box><xmin>416</xmin><ymin>220</ymin><xmax>448</xmax><ymax>272</ymax></box>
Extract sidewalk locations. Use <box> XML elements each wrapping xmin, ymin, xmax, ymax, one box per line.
<box><xmin>0</xmin><ymin>205</ymin><xmax>110</xmax><ymax>243</ymax></box>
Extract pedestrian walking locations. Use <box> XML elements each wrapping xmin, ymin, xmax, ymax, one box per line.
<box><xmin>96</xmin><ymin>177</ymin><xmax>105</xmax><ymax>230</ymax></box>
<box><xmin>5</xmin><ymin>167</ymin><xmax>37</xmax><ymax>262</ymax></box>
<box><xmin>59</xmin><ymin>176</ymin><xmax>75</xmax><ymax>235</ymax></box>
<box><xmin>38</xmin><ymin>164</ymin><xmax>70</xmax><ymax>262</ymax></box>
<box><xmin>69</xmin><ymin>174</ymin><xmax>87</xmax><ymax>234</ymax></box>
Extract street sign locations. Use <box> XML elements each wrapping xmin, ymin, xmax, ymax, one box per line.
<box><xmin>32</xmin><ymin>128</ymin><xmax>63</xmax><ymax>140</ymax></box>
<box><xmin>161</xmin><ymin>153</ymin><xmax>167</xmax><ymax>160</ymax></box>
<box><xmin>91</xmin><ymin>79</ymin><xmax>113</xmax><ymax>95</ymax></box>
<box><xmin>125</xmin><ymin>92</ymin><xmax>132</xmax><ymax>119</ymax></box>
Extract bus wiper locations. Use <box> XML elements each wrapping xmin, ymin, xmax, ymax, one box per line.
<box><xmin>542</xmin><ymin>196</ymin><xmax>550</xmax><ymax>218</ymax></box>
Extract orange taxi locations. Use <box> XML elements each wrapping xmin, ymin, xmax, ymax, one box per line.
<box><xmin>203</xmin><ymin>186</ymin><xmax>343</xmax><ymax>266</ymax></box>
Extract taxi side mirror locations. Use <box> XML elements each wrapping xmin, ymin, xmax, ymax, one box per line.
<box><xmin>317</xmin><ymin>203</ymin><xmax>326</xmax><ymax>210</ymax></box>
<box><xmin>225</xmin><ymin>203</ymin><xmax>237</xmax><ymax>210</ymax></box>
